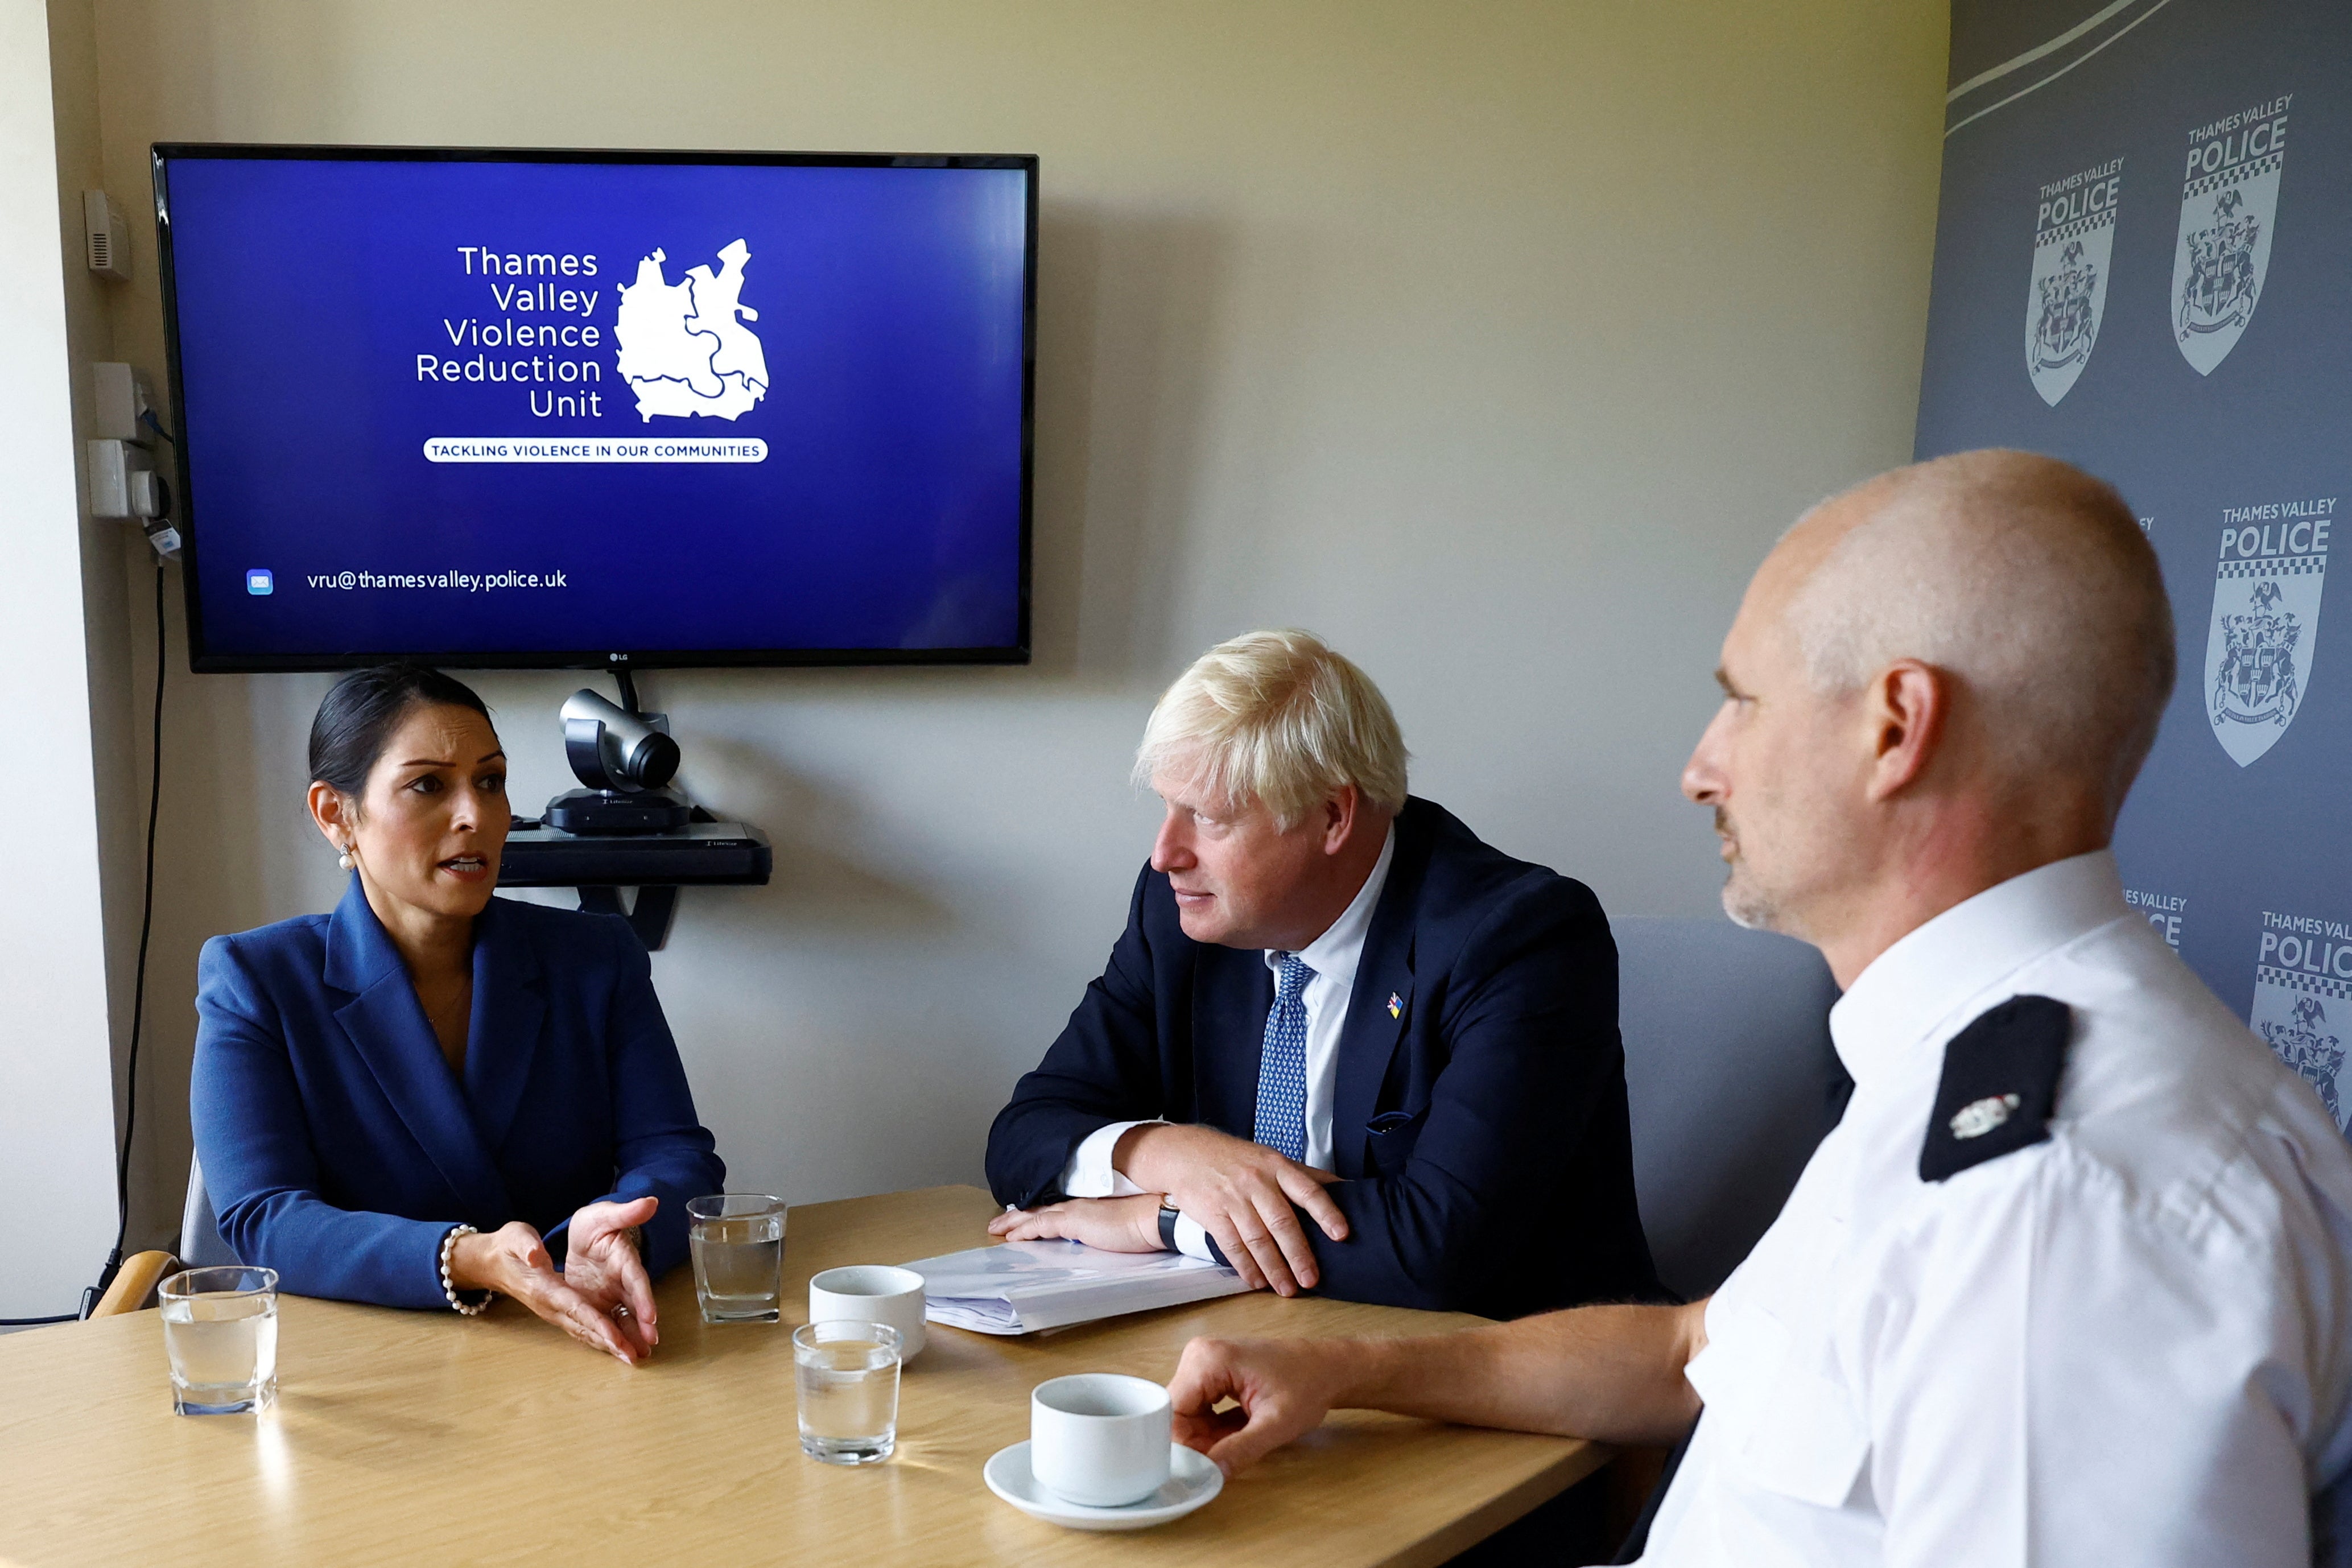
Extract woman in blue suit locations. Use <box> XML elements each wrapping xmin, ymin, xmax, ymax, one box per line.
<box><xmin>193</xmin><ymin>665</ymin><xmax>725</xmax><ymax>1364</ymax></box>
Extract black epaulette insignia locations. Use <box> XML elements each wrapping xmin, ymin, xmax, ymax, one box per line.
<box><xmin>1918</xmin><ymin>995</ymin><xmax>2072</xmax><ymax>1182</ymax></box>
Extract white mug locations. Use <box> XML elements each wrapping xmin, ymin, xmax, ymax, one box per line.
<box><xmin>807</xmin><ymin>1265</ymin><xmax>927</xmax><ymax>1360</ymax></box>
<box><xmin>1030</xmin><ymin>1373</ymin><xmax>1173</xmax><ymax>1508</ymax></box>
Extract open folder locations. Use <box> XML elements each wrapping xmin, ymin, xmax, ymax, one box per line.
<box><xmin>901</xmin><ymin>1238</ymin><xmax>1250</xmax><ymax>1335</ymax></box>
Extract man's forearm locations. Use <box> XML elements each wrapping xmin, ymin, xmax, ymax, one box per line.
<box><xmin>1332</xmin><ymin>1301</ymin><xmax>1707</xmax><ymax>1445</ymax></box>
<box><xmin>1112</xmin><ymin>1120</ymin><xmax>1181</xmax><ymax>1187</ymax></box>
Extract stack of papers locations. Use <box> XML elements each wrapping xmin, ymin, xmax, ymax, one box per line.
<box><xmin>902</xmin><ymin>1238</ymin><xmax>1250</xmax><ymax>1335</ymax></box>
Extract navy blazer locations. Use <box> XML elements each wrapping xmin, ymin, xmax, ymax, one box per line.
<box><xmin>192</xmin><ymin>878</ymin><xmax>725</xmax><ymax>1310</ymax></box>
<box><xmin>986</xmin><ymin>797</ymin><xmax>1658</xmax><ymax>1319</ymax></box>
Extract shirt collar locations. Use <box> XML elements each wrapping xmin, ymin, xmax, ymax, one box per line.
<box><xmin>1829</xmin><ymin>848</ymin><xmax>2130</xmax><ymax>1085</ymax></box>
<box><xmin>1269</xmin><ymin>822</ymin><xmax>1397</xmax><ymax>991</ymax></box>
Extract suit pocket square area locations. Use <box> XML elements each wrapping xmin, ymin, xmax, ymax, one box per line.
<box><xmin>1361</xmin><ymin>1111</ymin><xmax>1425</xmax><ymax>1177</ymax></box>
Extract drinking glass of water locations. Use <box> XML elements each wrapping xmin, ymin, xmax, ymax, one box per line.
<box><xmin>159</xmin><ymin>1265</ymin><xmax>279</xmax><ymax>1416</ymax></box>
<box><xmin>687</xmin><ymin>1193</ymin><xmax>786</xmax><ymax>1323</ymax></box>
<box><xmin>794</xmin><ymin>1320</ymin><xmax>902</xmax><ymax>1464</ymax></box>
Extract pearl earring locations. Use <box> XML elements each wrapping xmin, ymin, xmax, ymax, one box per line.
<box><xmin>337</xmin><ymin>845</ymin><xmax>354</xmax><ymax>871</ymax></box>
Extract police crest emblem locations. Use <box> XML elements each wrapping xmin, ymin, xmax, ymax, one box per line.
<box><xmin>2252</xmin><ymin>949</ymin><xmax>2349</xmax><ymax>1131</ymax></box>
<box><xmin>2171</xmin><ymin>96</ymin><xmax>2289</xmax><ymax>376</ymax></box>
<box><xmin>2204</xmin><ymin>501</ymin><xmax>2330</xmax><ymax>767</ymax></box>
<box><xmin>2025</xmin><ymin>159</ymin><xmax>2120</xmax><ymax>406</ymax></box>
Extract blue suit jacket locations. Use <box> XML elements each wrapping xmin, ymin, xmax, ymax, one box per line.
<box><xmin>986</xmin><ymin>797</ymin><xmax>1659</xmax><ymax>1319</ymax></box>
<box><xmin>192</xmin><ymin>878</ymin><xmax>725</xmax><ymax>1310</ymax></box>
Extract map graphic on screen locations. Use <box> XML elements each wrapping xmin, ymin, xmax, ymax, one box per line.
<box><xmin>614</xmin><ymin>240</ymin><xmax>769</xmax><ymax>422</ymax></box>
<box><xmin>154</xmin><ymin>147</ymin><xmax>1035</xmax><ymax>670</ymax></box>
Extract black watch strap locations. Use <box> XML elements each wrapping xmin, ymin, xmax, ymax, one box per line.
<box><xmin>1157</xmin><ymin>1202</ymin><xmax>1182</xmax><ymax>1252</ymax></box>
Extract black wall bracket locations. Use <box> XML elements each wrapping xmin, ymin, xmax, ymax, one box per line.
<box><xmin>575</xmin><ymin>885</ymin><xmax>681</xmax><ymax>950</ymax></box>
<box><xmin>497</xmin><ymin>808</ymin><xmax>771</xmax><ymax>951</ymax></box>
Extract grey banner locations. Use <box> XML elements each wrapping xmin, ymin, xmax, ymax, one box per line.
<box><xmin>1917</xmin><ymin>0</ymin><xmax>2352</xmax><ymax>1133</ymax></box>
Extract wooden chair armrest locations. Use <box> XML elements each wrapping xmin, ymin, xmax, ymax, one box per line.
<box><xmin>89</xmin><ymin>1251</ymin><xmax>179</xmax><ymax>1318</ymax></box>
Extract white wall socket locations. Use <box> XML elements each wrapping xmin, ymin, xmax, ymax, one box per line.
<box><xmin>87</xmin><ymin>438</ymin><xmax>156</xmax><ymax>520</ymax></box>
<box><xmin>92</xmin><ymin>362</ymin><xmax>155</xmax><ymax>444</ymax></box>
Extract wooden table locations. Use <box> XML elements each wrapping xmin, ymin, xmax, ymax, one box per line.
<box><xmin>0</xmin><ymin>1186</ymin><xmax>1602</xmax><ymax>1566</ymax></box>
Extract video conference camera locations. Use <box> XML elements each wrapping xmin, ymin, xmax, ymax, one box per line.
<box><xmin>543</xmin><ymin>688</ymin><xmax>692</xmax><ymax>836</ymax></box>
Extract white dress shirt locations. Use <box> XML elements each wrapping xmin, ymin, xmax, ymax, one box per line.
<box><xmin>1057</xmin><ymin>825</ymin><xmax>1397</xmax><ymax>1258</ymax></box>
<box><xmin>1639</xmin><ymin>850</ymin><xmax>2352</xmax><ymax>1567</ymax></box>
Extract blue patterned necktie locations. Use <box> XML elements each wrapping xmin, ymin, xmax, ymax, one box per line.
<box><xmin>1253</xmin><ymin>952</ymin><xmax>1315</xmax><ymax>1162</ymax></box>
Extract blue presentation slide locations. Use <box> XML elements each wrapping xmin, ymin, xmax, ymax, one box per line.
<box><xmin>160</xmin><ymin>155</ymin><xmax>1030</xmax><ymax>661</ymax></box>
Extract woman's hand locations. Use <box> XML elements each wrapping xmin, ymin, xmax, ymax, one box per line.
<box><xmin>562</xmin><ymin>1196</ymin><xmax>661</xmax><ymax>1356</ymax></box>
<box><xmin>987</xmin><ymin>1192</ymin><xmax>1166</xmax><ymax>1252</ymax></box>
<box><xmin>447</xmin><ymin>1211</ymin><xmax>651</xmax><ymax>1365</ymax></box>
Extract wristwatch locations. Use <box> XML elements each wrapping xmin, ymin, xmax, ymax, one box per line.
<box><xmin>1157</xmin><ymin>1202</ymin><xmax>1182</xmax><ymax>1252</ymax></box>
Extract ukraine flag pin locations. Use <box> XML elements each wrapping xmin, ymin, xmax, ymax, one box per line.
<box><xmin>1388</xmin><ymin>992</ymin><xmax>1404</xmax><ymax>1019</ymax></box>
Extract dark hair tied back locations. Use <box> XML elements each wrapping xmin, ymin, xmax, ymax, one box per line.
<box><xmin>310</xmin><ymin>665</ymin><xmax>493</xmax><ymax>798</ymax></box>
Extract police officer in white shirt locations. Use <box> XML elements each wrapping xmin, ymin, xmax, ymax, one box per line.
<box><xmin>1164</xmin><ymin>450</ymin><xmax>2352</xmax><ymax>1566</ymax></box>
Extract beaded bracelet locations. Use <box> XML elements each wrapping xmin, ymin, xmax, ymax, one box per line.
<box><xmin>439</xmin><ymin>1224</ymin><xmax>492</xmax><ymax>1316</ymax></box>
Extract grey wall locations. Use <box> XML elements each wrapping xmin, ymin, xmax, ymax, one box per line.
<box><xmin>63</xmin><ymin>0</ymin><xmax>1950</xmax><ymax>1251</ymax></box>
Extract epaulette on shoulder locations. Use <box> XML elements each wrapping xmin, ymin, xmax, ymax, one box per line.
<box><xmin>1918</xmin><ymin>995</ymin><xmax>2072</xmax><ymax>1182</ymax></box>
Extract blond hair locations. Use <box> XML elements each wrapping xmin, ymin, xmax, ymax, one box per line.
<box><xmin>1134</xmin><ymin>630</ymin><xmax>1410</xmax><ymax>828</ymax></box>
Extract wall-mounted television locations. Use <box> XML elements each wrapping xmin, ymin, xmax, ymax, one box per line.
<box><xmin>152</xmin><ymin>145</ymin><xmax>1036</xmax><ymax>671</ymax></box>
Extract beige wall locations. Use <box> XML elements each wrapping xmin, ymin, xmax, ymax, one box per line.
<box><xmin>72</xmin><ymin>0</ymin><xmax>1949</xmax><ymax>1250</ymax></box>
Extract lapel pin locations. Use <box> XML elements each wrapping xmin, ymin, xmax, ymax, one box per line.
<box><xmin>1388</xmin><ymin>992</ymin><xmax>1404</xmax><ymax>1020</ymax></box>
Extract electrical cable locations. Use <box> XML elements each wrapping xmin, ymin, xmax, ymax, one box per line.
<box><xmin>80</xmin><ymin>558</ymin><xmax>167</xmax><ymax>1319</ymax></box>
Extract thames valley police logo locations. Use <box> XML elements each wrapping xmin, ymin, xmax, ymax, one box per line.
<box><xmin>2027</xmin><ymin>158</ymin><xmax>2120</xmax><ymax>406</ymax></box>
<box><xmin>2253</xmin><ymin>912</ymin><xmax>2352</xmax><ymax>1131</ymax></box>
<box><xmin>2172</xmin><ymin>95</ymin><xmax>2289</xmax><ymax>376</ymax></box>
<box><xmin>2205</xmin><ymin>498</ymin><xmax>2330</xmax><ymax>767</ymax></box>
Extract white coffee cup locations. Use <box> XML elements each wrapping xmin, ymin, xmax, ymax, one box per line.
<box><xmin>1030</xmin><ymin>1373</ymin><xmax>1173</xmax><ymax>1508</ymax></box>
<box><xmin>807</xmin><ymin>1265</ymin><xmax>928</xmax><ymax>1360</ymax></box>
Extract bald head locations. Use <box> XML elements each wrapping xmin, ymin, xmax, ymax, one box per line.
<box><xmin>1778</xmin><ymin>450</ymin><xmax>2174</xmax><ymax>818</ymax></box>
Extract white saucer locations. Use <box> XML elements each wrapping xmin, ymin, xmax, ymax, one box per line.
<box><xmin>983</xmin><ymin>1441</ymin><xmax>1223</xmax><ymax>1531</ymax></box>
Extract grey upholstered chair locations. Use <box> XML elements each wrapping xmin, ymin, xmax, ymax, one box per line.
<box><xmin>1612</xmin><ymin>915</ymin><xmax>1842</xmax><ymax>1301</ymax></box>
<box><xmin>179</xmin><ymin>1157</ymin><xmax>240</xmax><ymax>1268</ymax></box>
